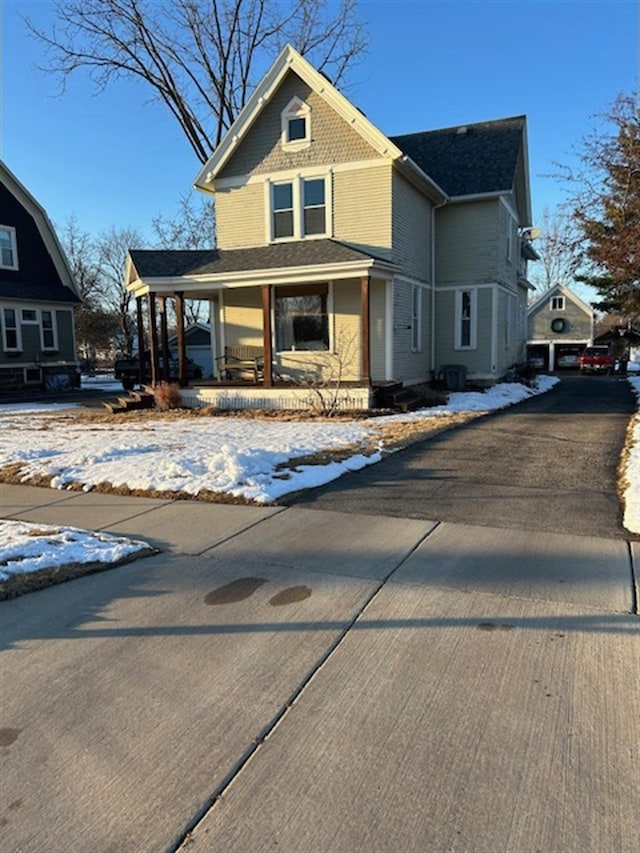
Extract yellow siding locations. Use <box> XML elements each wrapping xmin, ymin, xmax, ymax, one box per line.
<box><xmin>222</xmin><ymin>288</ymin><xmax>263</xmax><ymax>347</ymax></box>
<box><xmin>215</xmin><ymin>184</ymin><xmax>265</xmax><ymax>249</ymax></box>
<box><xmin>220</xmin><ymin>71</ymin><xmax>380</xmax><ymax>179</ymax></box>
<box><xmin>333</xmin><ymin>165</ymin><xmax>392</xmax><ymax>255</ymax></box>
<box><xmin>392</xmin><ymin>172</ymin><xmax>432</xmax><ymax>281</ymax></box>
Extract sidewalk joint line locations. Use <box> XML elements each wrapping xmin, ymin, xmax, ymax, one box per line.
<box><xmin>192</xmin><ymin>506</ymin><xmax>289</xmax><ymax>556</ymax></box>
<box><xmin>627</xmin><ymin>539</ymin><xmax>638</xmax><ymax>615</ymax></box>
<box><xmin>170</xmin><ymin>520</ymin><xmax>440</xmax><ymax>851</ymax></box>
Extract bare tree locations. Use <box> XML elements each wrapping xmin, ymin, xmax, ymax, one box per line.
<box><xmin>528</xmin><ymin>207</ymin><xmax>581</xmax><ymax>293</ymax></box>
<box><xmin>25</xmin><ymin>0</ymin><xmax>368</xmax><ymax>164</ymax></box>
<box><xmin>556</xmin><ymin>93</ymin><xmax>640</xmax><ymax>321</ymax></box>
<box><xmin>95</xmin><ymin>225</ymin><xmax>145</xmax><ymax>355</ymax></box>
<box><xmin>58</xmin><ymin>215</ymin><xmax>102</xmax><ymax>305</ymax></box>
<box><xmin>151</xmin><ymin>192</ymin><xmax>215</xmax><ymax>250</ymax></box>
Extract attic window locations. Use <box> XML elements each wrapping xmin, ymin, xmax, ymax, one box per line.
<box><xmin>281</xmin><ymin>97</ymin><xmax>310</xmax><ymax>151</ymax></box>
<box><xmin>0</xmin><ymin>225</ymin><xmax>18</xmax><ymax>270</ymax></box>
<box><xmin>551</xmin><ymin>296</ymin><xmax>565</xmax><ymax>311</ymax></box>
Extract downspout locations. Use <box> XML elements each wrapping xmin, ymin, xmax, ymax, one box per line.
<box><xmin>430</xmin><ymin>199</ymin><xmax>448</xmax><ymax>375</ymax></box>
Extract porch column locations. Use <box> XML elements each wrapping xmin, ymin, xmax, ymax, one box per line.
<box><xmin>136</xmin><ymin>296</ymin><xmax>145</xmax><ymax>387</ymax></box>
<box><xmin>175</xmin><ymin>291</ymin><xmax>187</xmax><ymax>386</ymax></box>
<box><xmin>361</xmin><ymin>275</ymin><xmax>371</xmax><ymax>385</ymax></box>
<box><xmin>261</xmin><ymin>284</ymin><xmax>273</xmax><ymax>387</ymax></box>
<box><xmin>147</xmin><ymin>293</ymin><xmax>160</xmax><ymax>386</ymax></box>
<box><xmin>159</xmin><ymin>297</ymin><xmax>170</xmax><ymax>382</ymax></box>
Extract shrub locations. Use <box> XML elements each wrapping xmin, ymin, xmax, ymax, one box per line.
<box><xmin>154</xmin><ymin>381</ymin><xmax>182</xmax><ymax>411</ymax></box>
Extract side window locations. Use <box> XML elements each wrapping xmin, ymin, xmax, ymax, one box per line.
<box><xmin>455</xmin><ymin>289</ymin><xmax>476</xmax><ymax>349</ymax></box>
<box><xmin>41</xmin><ymin>310</ymin><xmax>57</xmax><ymax>350</ymax></box>
<box><xmin>2</xmin><ymin>307</ymin><xmax>20</xmax><ymax>350</ymax></box>
<box><xmin>0</xmin><ymin>226</ymin><xmax>18</xmax><ymax>270</ymax></box>
<box><xmin>551</xmin><ymin>296</ymin><xmax>565</xmax><ymax>311</ymax></box>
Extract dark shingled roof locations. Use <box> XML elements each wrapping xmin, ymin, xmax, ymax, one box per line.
<box><xmin>390</xmin><ymin>116</ymin><xmax>525</xmax><ymax>197</ymax></box>
<box><xmin>130</xmin><ymin>239</ymin><xmax>389</xmax><ymax>279</ymax></box>
<box><xmin>0</xmin><ymin>279</ymin><xmax>80</xmax><ymax>303</ymax></box>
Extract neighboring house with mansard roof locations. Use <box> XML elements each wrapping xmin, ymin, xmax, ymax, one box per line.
<box><xmin>125</xmin><ymin>44</ymin><xmax>537</xmax><ymax>409</ymax></box>
<box><xmin>0</xmin><ymin>161</ymin><xmax>81</xmax><ymax>394</ymax></box>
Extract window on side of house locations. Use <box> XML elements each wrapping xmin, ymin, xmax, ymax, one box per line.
<box><xmin>22</xmin><ymin>309</ymin><xmax>38</xmax><ymax>323</ymax></box>
<box><xmin>24</xmin><ymin>367</ymin><xmax>41</xmax><ymax>384</ymax></box>
<box><xmin>2</xmin><ymin>307</ymin><xmax>20</xmax><ymax>351</ymax></box>
<box><xmin>0</xmin><ymin>226</ymin><xmax>18</xmax><ymax>270</ymax></box>
<box><xmin>41</xmin><ymin>310</ymin><xmax>57</xmax><ymax>350</ymax></box>
<box><xmin>505</xmin><ymin>215</ymin><xmax>513</xmax><ymax>262</ymax></box>
<box><xmin>551</xmin><ymin>296</ymin><xmax>565</xmax><ymax>311</ymax></box>
<box><xmin>275</xmin><ymin>284</ymin><xmax>330</xmax><ymax>352</ymax></box>
<box><xmin>455</xmin><ymin>289</ymin><xmax>476</xmax><ymax>350</ymax></box>
<box><xmin>272</xmin><ymin>182</ymin><xmax>294</xmax><ymax>239</ymax></box>
<box><xmin>411</xmin><ymin>285</ymin><xmax>422</xmax><ymax>352</ymax></box>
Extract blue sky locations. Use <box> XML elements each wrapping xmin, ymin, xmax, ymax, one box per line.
<box><xmin>2</xmin><ymin>0</ymin><xmax>638</xmax><ymax>251</ymax></box>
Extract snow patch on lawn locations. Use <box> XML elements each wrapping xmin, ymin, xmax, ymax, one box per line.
<box><xmin>0</xmin><ymin>520</ymin><xmax>151</xmax><ymax>581</ymax></box>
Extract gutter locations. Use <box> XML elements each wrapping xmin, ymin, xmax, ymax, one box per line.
<box><xmin>430</xmin><ymin>198</ymin><xmax>448</xmax><ymax>374</ymax></box>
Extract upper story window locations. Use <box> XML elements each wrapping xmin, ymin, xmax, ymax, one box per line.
<box><xmin>0</xmin><ymin>226</ymin><xmax>18</xmax><ymax>270</ymax></box>
<box><xmin>281</xmin><ymin>97</ymin><xmax>311</xmax><ymax>152</ymax></box>
<box><xmin>268</xmin><ymin>174</ymin><xmax>330</xmax><ymax>242</ymax></box>
<box><xmin>551</xmin><ymin>295</ymin><xmax>565</xmax><ymax>311</ymax></box>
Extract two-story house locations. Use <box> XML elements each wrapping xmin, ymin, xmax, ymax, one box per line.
<box><xmin>527</xmin><ymin>284</ymin><xmax>595</xmax><ymax>370</ymax></box>
<box><xmin>1</xmin><ymin>162</ymin><xmax>81</xmax><ymax>394</ymax></box>
<box><xmin>126</xmin><ymin>44</ymin><xmax>537</xmax><ymax>409</ymax></box>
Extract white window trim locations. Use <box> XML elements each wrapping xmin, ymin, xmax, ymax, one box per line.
<box><xmin>411</xmin><ymin>284</ymin><xmax>422</xmax><ymax>352</ymax></box>
<box><xmin>454</xmin><ymin>288</ymin><xmax>477</xmax><ymax>350</ymax></box>
<box><xmin>266</xmin><ymin>172</ymin><xmax>332</xmax><ymax>243</ymax></box>
<box><xmin>1</xmin><ymin>306</ymin><xmax>22</xmax><ymax>351</ymax></box>
<box><xmin>0</xmin><ymin>225</ymin><xmax>19</xmax><ymax>270</ymax></box>
<box><xmin>281</xmin><ymin>96</ymin><xmax>311</xmax><ymax>152</ymax></box>
<box><xmin>550</xmin><ymin>295</ymin><xmax>565</xmax><ymax>311</ymax></box>
<box><xmin>22</xmin><ymin>308</ymin><xmax>39</xmax><ymax>324</ymax></box>
<box><xmin>40</xmin><ymin>309</ymin><xmax>58</xmax><ymax>351</ymax></box>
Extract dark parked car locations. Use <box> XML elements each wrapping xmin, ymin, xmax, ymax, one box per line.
<box><xmin>114</xmin><ymin>351</ymin><xmax>202</xmax><ymax>391</ymax></box>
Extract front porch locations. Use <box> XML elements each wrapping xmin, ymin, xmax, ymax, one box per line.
<box><xmin>180</xmin><ymin>379</ymin><xmax>374</xmax><ymax>411</ymax></box>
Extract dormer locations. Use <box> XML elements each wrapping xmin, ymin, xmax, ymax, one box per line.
<box><xmin>281</xmin><ymin>96</ymin><xmax>311</xmax><ymax>152</ymax></box>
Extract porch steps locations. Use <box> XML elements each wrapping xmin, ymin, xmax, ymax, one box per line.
<box><xmin>374</xmin><ymin>382</ymin><xmax>430</xmax><ymax>412</ymax></box>
<box><xmin>102</xmin><ymin>390</ymin><xmax>155</xmax><ymax>414</ymax></box>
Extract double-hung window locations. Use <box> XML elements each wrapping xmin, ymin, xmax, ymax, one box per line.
<box><xmin>272</xmin><ymin>183</ymin><xmax>294</xmax><ymax>239</ymax></box>
<box><xmin>551</xmin><ymin>296</ymin><xmax>565</xmax><ymax>311</ymax></box>
<box><xmin>269</xmin><ymin>175</ymin><xmax>329</xmax><ymax>241</ymax></box>
<box><xmin>41</xmin><ymin>310</ymin><xmax>57</xmax><ymax>350</ymax></box>
<box><xmin>455</xmin><ymin>289</ymin><xmax>476</xmax><ymax>350</ymax></box>
<box><xmin>2</xmin><ymin>307</ymin><xmax>20</xmax><ymax>351</ymax></box>
<box><xmin>0</xmin><ymin>226</ymin><xmax>18</xmax><ymax>270</ymax></box>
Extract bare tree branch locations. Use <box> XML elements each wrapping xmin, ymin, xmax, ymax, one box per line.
<box><xmin>25</xmin><ymin>0</ymin><xmax>368</xmax><ymax>164</ymax></box>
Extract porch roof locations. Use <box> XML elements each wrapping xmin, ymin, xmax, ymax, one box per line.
<box><xmin>129</xmin><ymin>239</ymin><xmax>393</xmax><ymax>283</ymax></box>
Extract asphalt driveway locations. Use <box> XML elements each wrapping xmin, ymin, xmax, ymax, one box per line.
<box><xmin>284</xmin><ymin>376</ymin><xmax>637</xmax><ymax>539</ymax></box>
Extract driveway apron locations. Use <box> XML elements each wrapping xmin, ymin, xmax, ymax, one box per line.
<box><xmin>284</xmin><ymin>376</ymin><xmax>637</xmax><ymax>539</ymax></box>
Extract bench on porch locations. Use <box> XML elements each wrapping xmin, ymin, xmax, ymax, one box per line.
<box><xmin>216</xmin><ymin>346</ymin><xmax>265</xmax><ymax>382</ymax></box>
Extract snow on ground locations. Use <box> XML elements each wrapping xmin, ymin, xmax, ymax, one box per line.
<box><xmin>0</xmin><ymin>377</ymin><xmax>559</xmax><ymax>504</ymax></box>
<box><xmin>623</xmin><ymin>376</ymin><xmax>640</xmax><ymax>534</ymax></box>
<box><xmin>0</xmin><ymin>520</ymin><xmax>151</xmax><ymax>581</ymax></box>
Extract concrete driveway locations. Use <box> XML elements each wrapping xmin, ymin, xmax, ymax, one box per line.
<box><xmin>1</xmin><ymin>483</ymin><xmax>638</xmax><ymax>852</ymax></box>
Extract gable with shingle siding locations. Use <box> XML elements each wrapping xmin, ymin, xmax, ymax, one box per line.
<box><xmin>218</xmin><ymin>71</ymin><xmax>382</xmax><ymax>181</ymax></box>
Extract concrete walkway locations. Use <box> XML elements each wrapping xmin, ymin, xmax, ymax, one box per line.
<box><xmin>1</xmin><ymin>484</ymin><xmax>638</xmax><ymax>852</ymax></box>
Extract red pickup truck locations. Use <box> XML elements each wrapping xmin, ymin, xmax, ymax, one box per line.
<box><xmin>579</xmin><ymin>346</ymin><xmax>615</xmax><ymax>375</ymax></box>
